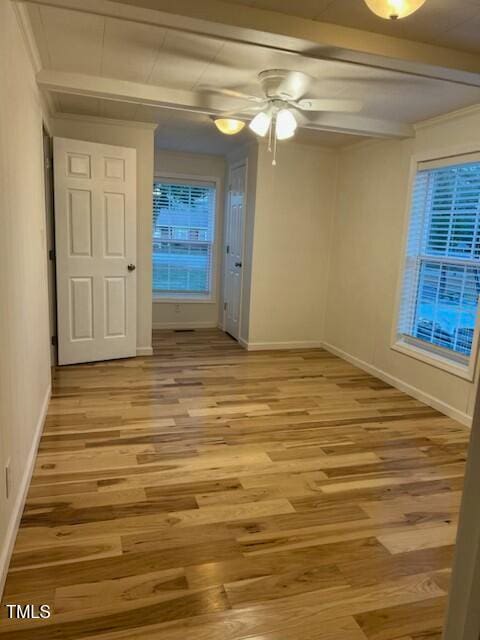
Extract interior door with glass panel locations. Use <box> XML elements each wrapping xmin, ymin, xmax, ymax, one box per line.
<box><xmin>54</xmin><ymin>138</ymin><xmax>137</xmax><ymax>365</ymax></box>
<box><xmin>224</xmin><ymin>163</ymin><xmax>246</xmax><ymax>340</ymax></box>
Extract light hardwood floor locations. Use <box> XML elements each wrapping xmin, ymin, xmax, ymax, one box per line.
<box><xmin>0</xmin><ymin>329</ymin><xmax>470</xmax><ymax>639</ymax></box>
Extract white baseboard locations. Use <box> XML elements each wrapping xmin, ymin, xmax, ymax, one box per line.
<box><xmin>136</xmin><ymin>346</ymin><xmax>153</xmax><ymax>356</ymax></box>
<box><xmin>240</xmin><ymin>339</ymin><xmax>324</xmax><ymax>351</ymax></box>
<box><xmin>322</xmin><ymin>342</ymin><xmax>472</xmax><ymax>427</ymax></box>
<box><xmin>152</xmin><ymin>321</ymin><xmax>218</xmax><ymax>330</ymax></box>
<box><xmin>0</xmin><ymin>384</ymin><xmax>51</xmax><ymax>598</ymax></box>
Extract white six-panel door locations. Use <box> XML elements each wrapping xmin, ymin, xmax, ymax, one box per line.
<box><xmin>224</xmin><ymin>163</ymin><xmax>246</xmax><ymax>340</ymax></box>
<box><xmin>54</xmin><ymin>138</ymin><xmax>137</xmax><ymax>365</ymax></box>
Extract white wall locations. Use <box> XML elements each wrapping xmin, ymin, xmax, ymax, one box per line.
<box><xmin>53</xmin><ymin>115</ymin><xmax>156</xmax><ymax>354</ymax></box>
<box><xmin>0</xmin><ymin>1</ymin><xmax>52</xmax><ymax>594</ymax></box>
<box><xmin>153</xmin><ymin>149</ymin><xmax>226</xmax><ymax>330</ymax></box>
<box><xmin>244</xmin><ymin>141</ymin><xmax>337</xmax><ymax>348</ymax></box>
<box><xmin>324</xmin><ymin>107</ymin><xmax>480</xmax><ymax>424</ymax></box>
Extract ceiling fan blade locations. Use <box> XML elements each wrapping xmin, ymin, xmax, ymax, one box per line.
<box><xmin>199</xmin><ymin>86</ymin><xmax>264</xmax><ymax>103</ymax></box>
<box><xmin>296</xmin><ymin>98</ymin><xmax>363</xmax><ymax>113</ymax></box>
<box><xmin>219</xmin><ymin>104</ymin><xmax>265</xmax><ymax>118</ymax></box>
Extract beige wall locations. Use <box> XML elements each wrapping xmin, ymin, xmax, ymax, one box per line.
<box><xmin>0</xmin><ymin>1</ymin><xmax>52</xmax><ymax>593</ymax></box>
<box><xmin>153</xmin><ymin>149</ymin><xmax>226</xmax><ymax>329</ymax></box>
<box><xmin>245</xmin><ymin>142</ymin><xmax>337</xmax><ymax>347</ymax></box>
<box><xmin>324</xmin><ymin>108</ymin><xmax>480</xmax><ymax>424</ymax></box>
<box><xmin>53</xmin><ymin>116</ymin><xmax>156</xmax><ymax>353</ymax></box>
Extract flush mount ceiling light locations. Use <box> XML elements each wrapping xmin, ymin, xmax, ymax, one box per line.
<box><xmin>363</xmin><ymin>0</ymin><xmax>426</xmax><ymax>19</ymax></box>
<box><xmin>213</xmin><ymin>118</ymin><xmax>245</xmax><ymax>135</ymax></box>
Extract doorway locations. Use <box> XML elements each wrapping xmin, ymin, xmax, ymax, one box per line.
<box><xmin>223</xmin><ymin>162</ymin><xmax>246</xmax><ymax>341</ymax></box>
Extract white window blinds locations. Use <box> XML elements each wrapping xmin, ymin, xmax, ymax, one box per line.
<box><xmin>152</xmin><ymin>181</ymin><xmax>216</xmax><ymax>296</ymax></box>
<box><xmin>398</xmin><ymin>157</ymin><xmax>480</xmax><ymax>361</ymax></box>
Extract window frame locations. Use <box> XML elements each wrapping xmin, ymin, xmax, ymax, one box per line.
<box><xmin>392</xmin><ymin>146</ymin><xmax>480</xmax><ymax>382</ymax></box>
<box><xmin>152</xmin><ymin>173</ymin><xmax>221</xmax><ymax>304</ymax></box>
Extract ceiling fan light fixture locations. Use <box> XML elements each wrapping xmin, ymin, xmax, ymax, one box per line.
<box><xmin>213</xmin><ymin>118</ymin><xmax>246</xmax><ymax>135</ymax></box>
<box><xmin>249</xmin><ymin>111</ymin><xmax>271</xmax><ymax>137</ymax></box>
<box><xmin>363</xmin><ymin>0</ymin><xmax>426</xmax><ymax>19</ymax></box>
<box><xmin>275</xmin><ymin>108</ymin><xmax>297</xmax><ymax>140</ymax></box>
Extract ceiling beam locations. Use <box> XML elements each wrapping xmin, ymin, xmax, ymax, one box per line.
<box><xmin>22</xmin><ymin>0</ymin><xmax>480</xmax><ymax>87</ymax></box>
<box><xmin>37</xmin><ymin>69</ymin><xmax>415</xmax><ymax>139</ymax></box>
<box><xmin>301</xmin><ymin>114</ymin><xmax>414</xmax><ymax>139</ymax></box>
<box><xmin>37</xmin><ymin>70</ymin><xmax>237</xmax><ymax>114</ymax></box>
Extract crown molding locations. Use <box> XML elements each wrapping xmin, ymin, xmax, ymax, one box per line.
<box><xmin>415</xmin><ymin>104</ymin><xmax>480</xmax><ymax>131</ymax></box>
<box><xmin>12</xmin><ymin>2</ymin><xmax>42</xmax><ymax>73</ymax></box>
<box><xmin>52</xmin><ymin>112</ymin><xmax>159</xmax><ymax>130</ymax></box>
<box><xmin>11</xmin><ymin>2</ymin><xmax>56</xmax><ymax>117</ymax></box>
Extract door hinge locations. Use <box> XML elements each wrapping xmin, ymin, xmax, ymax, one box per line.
<box><xmin>49</xmin><ymin>249</ymin><xmax>56</xmax><ymax>261</ymax></box>
<box><xmin>226</xmin><ymin>245</ymin><xmax>230</xmax><ymax>254</ymax></box>
<box><xmin>51</xmin><ymin>335</ymin><xmax>58</xmax><ymax>347</ymax></box>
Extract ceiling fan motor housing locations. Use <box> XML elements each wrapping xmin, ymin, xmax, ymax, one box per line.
<box><xmin>258</xmin><ymin>69</ymin><xmax>311</xmax><ymax>101</ymax></box>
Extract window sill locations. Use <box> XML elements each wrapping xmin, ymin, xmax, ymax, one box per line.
<box><xmin>391</xmin><ymin>338</ymin><xmax>475</xmax><ymax>382</ymax></box>
<box><xmin>153</xmin><ymin>294</ymin><xmax>215</xmax><ymax>304</ymax></box>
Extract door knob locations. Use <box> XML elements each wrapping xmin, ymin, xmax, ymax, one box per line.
<box><xmin>235</xmin><ymin>262</ymin><xmax>242</xmax><ymax>268</ymax></box>
<box><xmin>127</xmin><ymin>264</ymin><xmax>136</xmax><ymax>271</ymax></box>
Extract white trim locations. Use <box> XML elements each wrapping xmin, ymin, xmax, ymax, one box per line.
<box><xmin>322</xmin><ymin>342</ymin><xmax>472</xmax><ymax>427</ymax></box>
<box><xmin>153</xmin><ymin>173</ymin><xmax>221</xmax><ymax>304</ymax></box>
<box><xmin>152</xmin><ymin>321</ymin><xmax>217</xmax><ymax>330</ymax></box>
<box><xmin>0</xmin><ymin>385</ymin><xmax>51</xmax><ymax>599</ymax></box>
<box><xmin>240</xmin><ymin>339</ymin><xmax>324</xmax><ymax>351</ymax></box>
<box><xmin>410</xmin><ymin>143</ymin><xmax>480</xmax><ymax>166</ymax></box>
<box><xmin>12</xmin><ymin>3</ymin><xmax>42</xmax><ymax>72</ymax></box>
<box><xmin>136</xmin><ymin>346</ymin><xmax>153</xmax><ymax>356</ymax></box>
<box><xmin>53</xmin><ymin>112</ymin><xmax>159</xmax><ymax>131</ymax></box>
<box><xmin>222</xmin><ymin>158</ymin><xmax>248</xmax><ymax>340</ymax></box>
<box><xmin>392</xmin><ymin>339</ymin><xmax>476</xmax><ymax>382</ymax></box>
<box><xmin>390</xmin><ymin>145</ymin><xmax>480</xmax><ymax>380</ymax></box>
<box><xmin>415</xmin><ymin>104</ymin><xmax>480</xmax><ymax>131</ymax></box>
<box><xmin>153</xmin><ymin>295</ymin><xmax>214</xmax><ymax>304</ymax></box>
<box><xmin>11</xmin><ymin>2</ymin><xmax>56</xmax><ymax>118</ymax></box>
<box><xmin>418</xmin><ymin>151</ymin><xmax>480</xmax><ymax>171</ymax></box>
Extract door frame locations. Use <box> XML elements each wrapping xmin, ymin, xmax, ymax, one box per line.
<box><xmin>222</xmin><ymin>159</ymin><xmax>248</xmax><ymax>340</ymax></box>
<box><xmin>42</xmin><ymin>123</ymin><xmax>57</xmax><ymax>368</ymax></box>
<box><xmin>443</xmin><ymin>387</ymin><xmax>480</xmax><ymax>640</ymax></box>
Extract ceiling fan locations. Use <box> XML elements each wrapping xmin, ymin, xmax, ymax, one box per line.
<box><xmin>208</xmin><ymin>69</ymin><xmax>363</xmax><ymax>165</ymax></box>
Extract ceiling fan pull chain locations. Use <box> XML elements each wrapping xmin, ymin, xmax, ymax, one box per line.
<box><xmin>268</xmin><ymin>118</ymin><xmax>273</xmax><ymax>152</ymax></box>
<box><xmin>272</xmin><ymin>131</ymin><xmax>277</xmax><ymax>166</ymax></box>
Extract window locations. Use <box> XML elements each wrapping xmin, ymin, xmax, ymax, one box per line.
<box><xmin>152</xmin><ymin>180</ymin><xmax>216</xmax><ymax>299</ymax></box>
<box><xmin>396</xmin><ymin>154</ymin><xmax>480</xmax><ymax>376</ymax></box>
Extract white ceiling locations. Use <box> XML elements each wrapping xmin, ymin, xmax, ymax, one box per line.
<box><xmin>27</xmin><ymin>2</ymin><xmax>480</xmax><ymax>155</ymax></box>
<box><xmin>220</xmin><ymin>0</ymin><xmax>480</xmax><ymax>54</ymax></box>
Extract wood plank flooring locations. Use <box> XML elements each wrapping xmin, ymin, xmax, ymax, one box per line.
<box><xmin>0</xmin><ymin>329</ymin><xmax>470</xmax><ymax>639</ymax></box>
